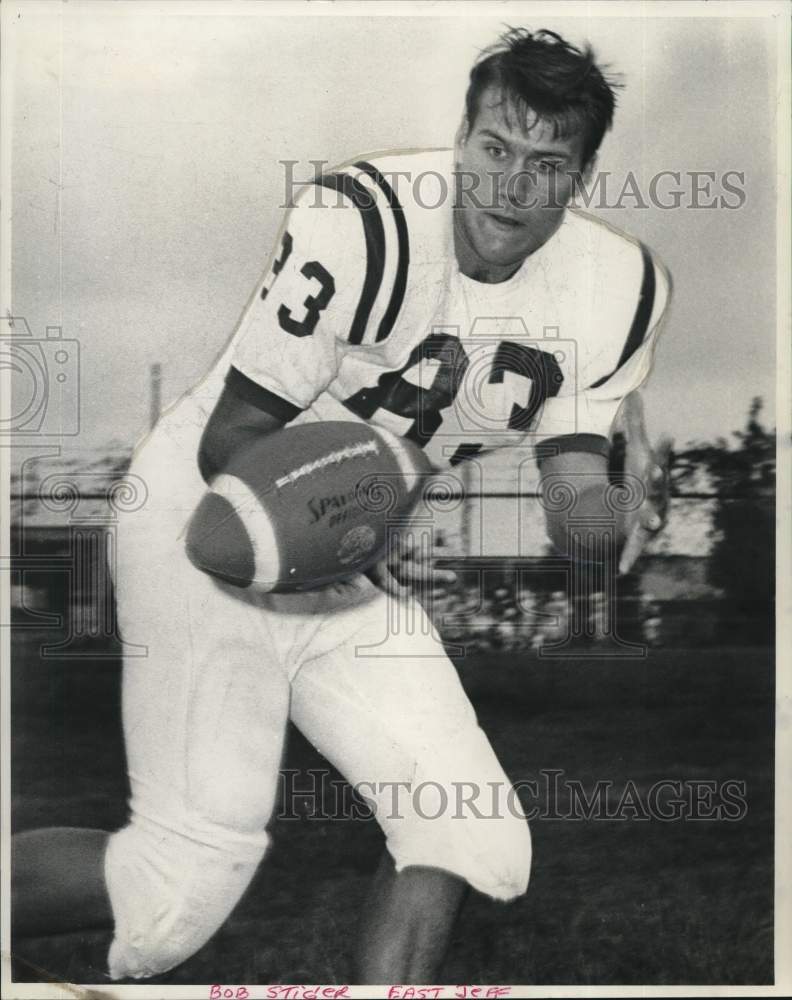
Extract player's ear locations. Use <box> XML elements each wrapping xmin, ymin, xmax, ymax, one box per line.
<box><xmin>569</xmin><ymin>153</ymin><xmax>597</xmax><ymax>208</ymax></box>
<box><xmin>580</xmin><ymin>152</ymin><xmax>598</xmax><ymax>187</ymax></box>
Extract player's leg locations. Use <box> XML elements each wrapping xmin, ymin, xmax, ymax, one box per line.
<box><xmin>13</xmin><ymin>417</ymin><xmax>287</xmax><ymax>980</ymax></box>
<box><xmin>12</xmin><ymin>543</ymin><xmax>285</xmax><ymax>979</ymax></box>
<box><xmin>102</xmin><ymin>496</ymin><xmax>289</xmax><ymax>980</ymax></box>
<box><xmin>355</xmin><ymin>851</ymin><xmax>467</xmax><ymax>983</ymax></box>
<box><xmin>12</xmin><ymin>828</ymin><xmax>112</xmax><ymax>935</ymax></box>
<box><xmin>287</xmin><ymin>582</ymin><xmax>531</xmax><ymax>982</ymax></box>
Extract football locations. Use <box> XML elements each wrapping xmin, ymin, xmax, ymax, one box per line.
<box><xmin>185</xmin><ymin>421</ymin><xmax>432</xmax><ymax>592</ymax></box>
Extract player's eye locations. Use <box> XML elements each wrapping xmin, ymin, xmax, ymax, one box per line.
<box><xmin>537</xmin><ymin>159</ymin><xmax>563</xmax><ymax>173</ymax></box>
<box><xmin>486</xmin><ymin>145</ymin><xmax>507</xmax><ymax>161</ymax></box>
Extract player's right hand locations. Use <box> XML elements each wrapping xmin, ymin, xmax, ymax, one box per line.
<box><xmin>616</xmin><ymin>392</ymin><xmax>674</xmax><ymax>575</ymax></box>
<box><xmin>366</xmin><ymin>530</ymin><xmax>457</xmax><ymax>600</ymax></box>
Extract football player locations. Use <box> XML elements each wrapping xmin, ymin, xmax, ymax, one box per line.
<box><xmin>13</xmin><ymin>28</ymin><xmax>671</xmax><ymax>983</ymax></box>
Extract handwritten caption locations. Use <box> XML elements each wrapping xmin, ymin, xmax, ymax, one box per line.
<box><xmin>209</xmin><ymin>986</ymin><xmax>512</xmax><ymax>999</ymax></box>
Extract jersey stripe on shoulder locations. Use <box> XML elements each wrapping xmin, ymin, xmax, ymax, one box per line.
<box><xmin>589</xmin><ymin>242</ymin><xmax>656</xmax><ymax>390</ymax></box>
<box><xmin>314</xmin><ymin>172</ymin><xmax>386</xmax><ymax>346</ymax></box>
<box><xmin>449</xmin><ymin>443</ymin><xmax>484</xmax><ymax>466</ymax></box>
<box><xmin>355</xmin><ymin>160</ymin><xmax>410</xmax><ymax>343</ymax></box>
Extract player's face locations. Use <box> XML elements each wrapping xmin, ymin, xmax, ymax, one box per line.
<box><xmin>454</xmin><ymin>88</ymin><xmax>588</xmax><ymax>277</ymax></box>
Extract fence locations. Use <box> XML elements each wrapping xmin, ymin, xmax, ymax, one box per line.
<box><xmin>8</xmin><ymin>472</ymin><xmax>773</xmax><ymax>657</ymax></box>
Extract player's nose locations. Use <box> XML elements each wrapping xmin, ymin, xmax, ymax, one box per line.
<box><xmin>505</xmin><ymin>166</ymin><xmax>540</xmax><ymax>210</ymax></box>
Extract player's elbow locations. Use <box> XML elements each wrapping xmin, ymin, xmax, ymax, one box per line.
<box><xmin>197</xmin><ymin>382</ymin><xmax>287</xmax><ymax>484</ymax></box>
<box><xmin>197</xmin><ymin>423</ymin><xmax>222</xmax><ymax>484</ymax></box>
<box><xmin>197</xmin><ymin>415</ymin><xmax>239</xmax><ymax>484</ymax></box>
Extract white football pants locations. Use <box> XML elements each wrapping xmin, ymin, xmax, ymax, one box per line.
<box><xmin>106</xmin><ymin>400</ymin><xmax>531</xmax><ymax>980</ymax></box>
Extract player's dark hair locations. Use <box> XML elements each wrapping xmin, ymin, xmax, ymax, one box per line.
<box><xmin>465</xmin><ymin>27</ymin><xmax>620</xmax><ymax>167</ymax></box>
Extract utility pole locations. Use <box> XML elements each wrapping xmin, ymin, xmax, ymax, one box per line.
<box><xmin>149</xmin><ymin>363</ymin><xmax>162</xmax><ymax>430</ymax></box>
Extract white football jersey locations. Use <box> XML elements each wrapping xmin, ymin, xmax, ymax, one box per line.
<box><xmin>204</xmin><ymin>150</ymin><xmax>670</xmax><ymax>470</ymax></box>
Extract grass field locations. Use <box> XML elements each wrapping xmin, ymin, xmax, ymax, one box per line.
<box><xmin>11</xmin><ymin>628</ymin><xmax>774</xmax><ymax>987</ymax></box>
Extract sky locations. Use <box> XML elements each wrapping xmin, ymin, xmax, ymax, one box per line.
<box><xmin>6</xmin><ymin>2</ymin><xmax>780</xmax><ymax>457</ymax></box>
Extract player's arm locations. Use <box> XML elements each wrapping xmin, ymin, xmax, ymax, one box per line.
<box><xmin>537</xmin><ymin>396</ymin><xmax>671</xmax><ymax>574</ymax></box>
<box><xmin>196</xmin><ymin>178</ymin><xmax>366</xmax><ymax>484</ymax></box>
<box><xmin>198</xmin><ymin>383</ymin><xmax>286</xmax><ymax>483</ymax></box>
<box><xmin>534</xmin><ymin>246</ymin><xmax>673</xmax><ymax>573</ymax></box>
<box><xmin>610</xmin><ymin>392</ymin><xmax>673</xmax><ymax>574</ymax></box>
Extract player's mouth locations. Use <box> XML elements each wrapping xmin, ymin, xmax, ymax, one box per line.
<box><xmin>483</xmin><ymin>211</ymin><xmax>525</xmax><ymax>232</ymax></box>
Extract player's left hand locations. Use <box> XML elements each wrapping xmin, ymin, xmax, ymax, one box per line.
<box><xmin>617</xmin><ymin>392</ymin><xmax>674</xmax><ymax>575</ymax></box>
<box><xmin>366</xmin><ymin>529</ymin><xmax>458</xmax><ymax>600</ymax></box>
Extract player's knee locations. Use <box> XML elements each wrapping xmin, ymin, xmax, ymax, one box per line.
<box><xmin>482</xmin><ymin>805</ymin><xmax>532</xmax><ymax>901</ymax></box>
<box><xmin>384</xmin><ymin>778</ymin><xmax>531</xmax><ymax>903</ymax></box>
<box><xmin>449</xmin><ymin>787</ymin><xmax>531</xmax><ymax>901</ymax></box>
<box><xmin>104</xmin><ymin>818</ymin><xmax>268</xmax><ymax>979</ymax></box>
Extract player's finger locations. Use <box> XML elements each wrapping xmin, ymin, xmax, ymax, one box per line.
<box><xmin>640</xmin><ymin>502</ymin><xmax>663</xmax><ymax>533</ymax></box>
<box><xmin>401</xmin><ymin>562</ymin><xmax>457</xmax><ymax>586</ymax></box>
<box><xmin>618</xmin><ymin>522</ymin><xmax>648</xmax><ymax>575</ymax></box>
<box><xmin>648</xmin><ymin>440</ymin><xmax>673</xmax><ymax>504</ymax></box>
<box><xmin>394</xmin><ymin>529</ymin><xmax>419</xmax><ymax>559</ymax></box>
<box><xmin>401</xmin><ymin>531</ymin><xmax>456</xmax><ymax>581</ymax></box>
<box><xmin>622</xmin><ymin>392</ymin><xmax>651</xmax><ymax>451</ymax></box>
<box><xmin>366</xmin><ymin>558</ymin><xmax>410</xmax><ymax>600</ymax></box>
<box><xmin>428</xmin><ymin>554</ymin><xmax>457</xmax><ymax>583</ymax></box>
